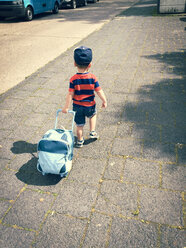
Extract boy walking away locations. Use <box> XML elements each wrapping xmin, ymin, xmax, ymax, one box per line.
<box><xmin>62</xmin><ymin>46</ymin><xmax>107</xmax><ymax>148</ymax></box>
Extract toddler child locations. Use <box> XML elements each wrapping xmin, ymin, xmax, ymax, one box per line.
<box><xmin>62</xmin><ymin>46</ymin><xmax>107</xmax><ymax>147</ymax></box>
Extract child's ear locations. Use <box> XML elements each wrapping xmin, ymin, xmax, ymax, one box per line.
<box><xmin>74</xmin><ymin>61</ymin><xmax>77</xmax><ymax>67</ymax></box>
<box><xmin>88</xmin><ymin>63</ymin><xmax>92</xmax><ymax>69</ymax></box>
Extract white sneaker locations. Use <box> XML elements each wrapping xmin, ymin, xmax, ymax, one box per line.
<box><xmin>76</xmin><ymin>138</ymin><xmax>84</xmax><ymax>148</ymax></box>
<box><xmin>89</xmin><ymin>131</ymin><xmax>99</xmax><ymax>139</ymax></box>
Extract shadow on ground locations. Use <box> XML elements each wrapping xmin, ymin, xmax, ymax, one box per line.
<box><xmin>122</xmin><ymin>50</ymin><xmax>186</xmax><ymax>164</ymax></box>
<box><xmin>11</xmin><ymin>141</ymin><xmax>62</xmax><ymax>185</ymax></box>
<box><xmin>118</xmin><ymin>0</ymin><xmax>157</xmax><ymax>17</ymax></box>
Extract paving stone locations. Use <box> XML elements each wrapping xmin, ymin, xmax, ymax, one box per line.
<box><xmin>142</xmin><ymin>142</ymin><xmax>176</xmax><ymax>163</ymax></box>
<box><xmin>31</xmin><ymin>88</ymin><xmax>54</xmax><ymax>98</ymax></box>
<box><xmin>161</xmin><ymin>101</ymin><xmax>185</xmax><ymax>117</ymax></box>
<box><xmin>0</xmin><ymin>170</ymin><xmax>25</xmax><ymax>200</ymax></box>
<box><xmin>35</xmin><ymin>118</ymin><xmax>58</xmax><ymax>139</ymax></box>
<box><xmin>116</xmin><ymin>122</ymin><xmax>132</xmax><ymax>138</ymax></box>
<box><xmin>175</xmin><ymin>111</ymin><xmax>186</xmax><ymax>127</ymax></box>
<box><xmin>0</xmin><ymin>97</ymin><xmax>23</xmax><ymax>110</ymax></box>
<box><xmin>37</xmin><ymin>70</ymin><xmax>56</xmax><ymax>79</ymax></box>
<box><xmin>124</xmin><ymin>158</ymin><xmax>160</xmax><ymax>186</ymax></box>
<box><xmin>162</xmin><ymin>164</ymin><xmax>186</xmax><ymax>191</ymax></box>
<box><xmin>9</xmin><ymin>125</ymin><xmax>39</xmax><ymax>141</ymax></box>
<box><xmin>41</xmin><ymin>78</ymin><xmax>64</xmax><ymax>89</ymax></box>
<box><xmin>8</xmin><ymin>153</ymin><xmax>35</xmax><ymax>171</ymax></box>
<box><xmin>10</xmin><ymin>89</ymin><xmax>33</xmax><ymax>99</ymax></box>
<box><xmin>20</xmin><ymin>83</ymin><xmax>43</xmax><ymax>92</ymax></box>
<box><xmin>140</xmin><ymin>187</ymin><xmax>183</xmax><ymax>226</ymax></box>
<box><xmin>160</xmin><ymin>225</ymin><xmax>186</xmax><ymax>248</ymax></box>
<box><xmin>52</xmin><ymin>180</ymin><xmax>98</xmax><ymax>218</ymax></box>
<box><xmin>13</xmin><ymin>103</ymin><xmax>36</xmax><ymax>118</ymax></box>
<box><xmin>161</xmin><ymin>127</ymin><xmax>186</xmax><ymax>144</ymax></box>
<box><xmin>104</xmin><ymin>156</ymin><xmax>124</xmax><ymax>180</ymax></box>
<box><xmin>108</xmin><ymin>93</ymin><xmax>127</xmax><ymax>105</ymax></box>
<box><xmin>0</xmin><ymin>225</ymin><xmax>35</xmax><ymax>248</ymax></box>
<box><xmin>0</xmin><ymin>115</ymin><xmax>23</xmax><ymax>130</ymax></box>
<box><xmin>24</xmin><ymin>113</ymin><xmax>49</xmax><ymax>127</ymax></box>
<box><xmin>0</xmin><ymin>200</ymin><xmax>11</xmax><ymax>219</ymax></box>
<box><xmin>0</xmin><ymin>158</ymin><xmax>10</xmax><ymax>170</ymax></box>
<box><xmin>123</xmin><ymin>107</ymin><xmax>147</xmax><ymax>123</ymax></box>
<box><xmin>80</xmin><ymin>137</ymin><xmax>112</xmax><ymax>159</ymax></box>
<box><xmin>125</xmin><ymin>93</ymin><xmax>139</xmax><ymax>103</ymax></box>
<box><xmin>97</xmin><ymin>110</ymin><xmax>122</xmax><ymax>126</ymax></box>
<box><xmin>82</xmin><ymin>212</ymin><xmax>111</xmax><ymax>248</ymax></box>
<box><xmin>3</xmin><ymin>189</ymin><xmax>55</xmax><ymax>230</ymax></box>
<box><xmin>108</xmin><ymin>217</ymin><xmax>158</xmax><ymax>248</ymax></box>
<box><xmin>68</xmin><ymin>158</ymin><xmax>106</xmax><ymax>185</ymax></box>
<box><xmin>177</xmin><ymin>145</ymin><xmax>186</xmax><ymax>165</ymax></box>
<box><xmin>0</xmin><ymin>109</ymin><xmax>12</xmax><ymax>120</ymax></box>
<box><xmin>111</xmin><ymin>138</ymin><xmax>142</xmax><ymax>157</ymax></box>
<box><xmin>34</xmin><ymin>102</ymin><xmax>59</xmax><ymax>114</ymax></box>
<box><xmin>148</xmin><ymin>111</ymin><xmax>175</xmax><ymax>126</ymax></box>
<box><xmin>131</xmin><ymin>124</ymin><xmax>161</xmax><ymax>142</ymax></box>
<box><xmin>21</xmin><ymin>97</ymin><xmax>44</xmax><ymax>112</ymax></box>
<box><xmin>34</xmin><ymin>212</ymin><xmax>86</xmax><ymax>248</ymax></box>
<box><xmin>29</xmin><ymin>76</ymin><xmax>49</xmax><ymax>86</ymax></box>
<box><xmin>95</xmin><ymin>180</ymin><xmax>138</xmax><ymax>217</ymax></box>
<box><xmin>97</xmin><ymin>124</ymin><xmax>118</xmax><ymax>140</ymax></box>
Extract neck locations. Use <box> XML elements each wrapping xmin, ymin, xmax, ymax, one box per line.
<box><xmin>77</xmin><ymin>68</ymin><xmax>89</xmax><ymax>73</ymax></box>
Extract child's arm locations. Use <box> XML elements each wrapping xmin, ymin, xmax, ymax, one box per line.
<box><xmin>62</xmin><ymin>91</ymin><xmax>74</xmax><ymax>113</ymax></box>
<box><xmin>96</xmin><ymin>89</ymin><xmax>107</xmax><ymax>108</ymax></box>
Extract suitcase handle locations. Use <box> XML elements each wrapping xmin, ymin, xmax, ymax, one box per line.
<box><xmin>55</xmin><ymin>109</ymin><xmax>75</xmax><ymax>131</ymax></box>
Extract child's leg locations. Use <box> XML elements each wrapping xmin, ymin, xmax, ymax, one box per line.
<box><xmin>89</xmin><ymin>114</ymin><xmax>99</xmax><ymax>139</ymax></box>
<box><xmin>89</xmin><ymin>114</ymin><xmax>97</xmax><ymax>132</ymax></box>
<box><xmin>77</xmin><ymin>126</ymin><xmax>84</xmax><ymax>141</ymax></box>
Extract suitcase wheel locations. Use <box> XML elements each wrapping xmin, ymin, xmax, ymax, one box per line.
<box><xmin>60</xmin><ymin>172</ymin><xmax>68</xmax><ymax>178</ymax></box>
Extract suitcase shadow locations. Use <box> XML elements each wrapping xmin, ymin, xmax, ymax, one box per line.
<box><xmin>11</xmin><ymin>141</ymin><xmax>63</xmax><ymax>186</ymax></box>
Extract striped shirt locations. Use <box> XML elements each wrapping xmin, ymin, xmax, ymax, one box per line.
<box><xmin>69</xmin><ymin>72</ymin><xmax>101</xmax><ymax>107</ymax></box>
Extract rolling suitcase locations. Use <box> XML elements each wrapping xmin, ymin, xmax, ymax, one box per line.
<box><xmin>37</xmin><ymin>109</ymin><xmax>75</xmax><ymax>177</ymax></box>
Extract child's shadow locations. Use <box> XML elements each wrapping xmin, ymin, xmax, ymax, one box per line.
<box><xmin>74</xmin><ymin>136</ymin><xmax>97</xmax><ymax>148</ymax></box>
<box><xmin>11</xmin><ymin>141</ymin><xmax>62</xmax><ymax>186</ymax></box>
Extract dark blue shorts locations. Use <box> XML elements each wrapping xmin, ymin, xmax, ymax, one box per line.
<box><xmin>73</xmin><ymin>104</ymin><xmax>96</xmax><ymax>126</ymax></box>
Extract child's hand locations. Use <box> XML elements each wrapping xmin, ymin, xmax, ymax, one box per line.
<box><xmin>102</xmin><ymin>101</ymin><xmax>107</xmax><ymax>108</ymax></box>
<box><xmin>62</xmin><ymin>108</ymin><xmax>68</xmax><ymax>113</ymax></box>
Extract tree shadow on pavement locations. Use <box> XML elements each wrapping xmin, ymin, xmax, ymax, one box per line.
<box><xmin>118</xmin><ymin>0</ymin><xmax>157</xmax><ymax>17</ymax></box>
<box><xmin>11</xmin><ymin>141</ymin><xmax>62</xmax><ymax>186</ymax></box>
<box><xmin>180</xmin><ymin>17</ymin><xmax>186</xmax><ymax>22</ymax></box>
<box><xmin>122</xmin><ymin>50</ymin><xmax>186</xmax><ymax>164</ymax></box>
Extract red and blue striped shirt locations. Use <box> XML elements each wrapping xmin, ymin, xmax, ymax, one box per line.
<box><xmin>69</xmin><ymin>72</ymin><xmax>101</xmax><ymax>107</ymax></box>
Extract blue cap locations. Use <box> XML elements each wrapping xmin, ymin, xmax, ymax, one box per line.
<box><xmin>74</xmin><ymin>46</ymin><xmax>92</xmax><ymax>66</ymax></box>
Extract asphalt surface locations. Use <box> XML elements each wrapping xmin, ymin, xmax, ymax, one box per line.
<box><xmin>0</xmin><ymin>0</ymin><xmax>186</xmax><ymax>247</ymax></box>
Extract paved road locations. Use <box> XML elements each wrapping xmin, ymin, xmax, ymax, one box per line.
<box><xmin>0</xmin><ymin>0</ymin><xmax>136</xmax><ymax>95</ymax></box>
<box><xmin>0</xmin><ymin>0</ymin><xmax>185</xmax><ymax>247</ymax></box>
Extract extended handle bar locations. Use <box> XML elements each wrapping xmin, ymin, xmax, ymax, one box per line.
<box><xmin>55</xmin><ymin>109</ymin><xmax>75</xmax><ymax>131</ymax></box>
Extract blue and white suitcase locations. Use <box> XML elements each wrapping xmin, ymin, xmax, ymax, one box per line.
<box><xmin>37</xmin><ymin>109</ymin><xmax>75</xmax><ymax>177</ymax></box>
